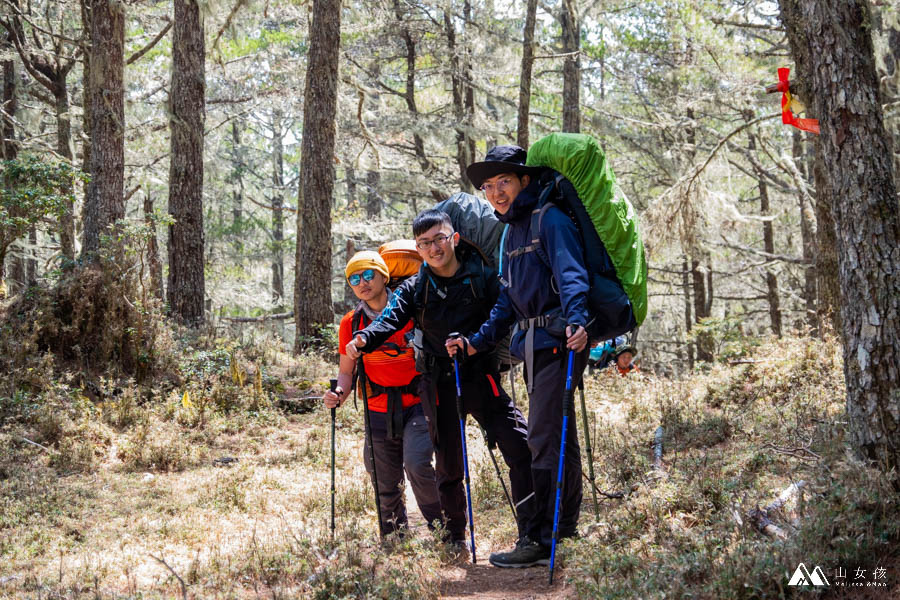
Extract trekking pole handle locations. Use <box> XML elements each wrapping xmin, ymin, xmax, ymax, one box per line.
<box><xmin>448</xmin><ymin>332</ymin><xmax>464</xmax><ymax>395</ymax></box>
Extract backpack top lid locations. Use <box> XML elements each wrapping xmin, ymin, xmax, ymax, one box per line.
<box><xmin>378</xmin><ymin>240</ymin><xmax>422</xmax><ymax>286</ymax></box>
<box><xmin>433</xmin><ymin>192</ymin><xmax>504</xmax><ymax>268</ymax></box>
<box><xmin>526</xmin><ymin>132</ymin><xmax>648</xmax><ymax>325</ymax></box>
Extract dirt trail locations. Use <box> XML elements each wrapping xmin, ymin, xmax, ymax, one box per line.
<box><xmin>439</xmin><ymin>562</ymin><xmax>573</xmax><ymax>599</ymax></box>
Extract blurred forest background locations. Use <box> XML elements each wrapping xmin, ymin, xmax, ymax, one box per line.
<box><xmin>2</xmin><ymin>0</ymin><xmax>895</xmax><ymax>369</ymax></box>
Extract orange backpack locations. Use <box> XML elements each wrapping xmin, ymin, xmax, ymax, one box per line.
<box><xmin>378</xmin><ymin>240</ymin><xmax>422</xmax><ymax>289</ymax></box>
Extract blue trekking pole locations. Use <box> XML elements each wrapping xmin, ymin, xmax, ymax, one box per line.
<box><xmin>449</xmin><ymin>332</ymin><xmax>476</xmax><ymax>564</ymax></box>
<box><xmin>549</xmin><ymin>348</ymin><xmax>575</xmax><ymax>585</ymax></box>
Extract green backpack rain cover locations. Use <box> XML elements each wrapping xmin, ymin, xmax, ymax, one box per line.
<box><xmin>526</xmin><ymin>133</ymin><xmax>648</xmax><ymax>325</ymax></box>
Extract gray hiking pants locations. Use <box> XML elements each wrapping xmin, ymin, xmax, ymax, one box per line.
<box><xmin>363</xmin><ymin>402</ymin><xmax>442</xmax><ymax>535</ymax></box>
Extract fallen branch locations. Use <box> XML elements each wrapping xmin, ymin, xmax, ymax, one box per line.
<box><xmin>222</xmin><ymin>311</ymin><xmax>293</xmax><ymax>323</ymax></box>
<box><xmin>21</xmin><ymin>437</ymin><xmax>57</xmax><ymax>454</ymax></box>
<box><xmin>748</xmin><ymin>480</ymin><xmax>806</xmax><ymax>539</ymax></box>
<box><xmin>149</xmin><ymin>554</ymin><xmax>188</xmax><ymax>600</ymax></box>
<box><xmin>652</xmin><ymin>426</ymin><xmax>664</xmax><ymax>472</ymax></box>
<box><xmin>581</xmin><ymin>471</ymin><xmax>626</xmax><ymax>499</ymax></box>
<box><xmin>759</xmin><ymin>442</ymin><xmax>821</xmax><ymax>461</ymax></box>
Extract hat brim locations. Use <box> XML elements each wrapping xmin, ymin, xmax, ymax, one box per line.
<box><xmin>466</xmin><ymin>161</ymin><xmax>542</xmax><ymax>189</ymax></box>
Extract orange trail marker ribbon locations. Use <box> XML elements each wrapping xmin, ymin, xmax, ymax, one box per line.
<box><xmin>766</xmin><ymin>67</ymin><xmax>819</xmax><ymax>134</ymax></box>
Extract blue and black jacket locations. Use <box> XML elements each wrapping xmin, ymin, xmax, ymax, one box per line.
<box><xmin>469</xmin><ymin>177</ymin><xmax>590</xmax><ymax>362</ymax></box>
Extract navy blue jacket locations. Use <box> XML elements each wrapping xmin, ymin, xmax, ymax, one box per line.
<box><xmin>470</xmin><ymin>178</ymin><xmax>590</xmax><ymax>360</ymax></box>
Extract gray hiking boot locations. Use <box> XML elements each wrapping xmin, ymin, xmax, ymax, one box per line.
<box><xmin>488</xmin><ymin>539</ymin><xmax>551</xmax><ymax>568</ymax></box>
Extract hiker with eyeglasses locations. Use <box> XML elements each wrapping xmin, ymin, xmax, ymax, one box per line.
<box><xmin>345</xmin><ymin>209</ymin><xmax>537</xmax><ymax>554</ymax></box>
<box><xmin>323</xmin><ymin>251</ymin><xmax>441</xmax><ymax>538</ymax></box>
<box><xmin>446</xmin><ymin>145</ymin><xmax>591</xmax><ymax>568</ymax></box>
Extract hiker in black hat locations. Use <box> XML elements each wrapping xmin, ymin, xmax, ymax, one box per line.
<box><xmin>447</xmin><ymin>144</ymin><xmax>590</xmax><ymax>568</ymax></box>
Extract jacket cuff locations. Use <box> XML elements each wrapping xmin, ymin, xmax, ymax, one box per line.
<box><xmin>469</xmin><ymin>333</ymin><xmax>490</xmax><ymax>354</ymax></box>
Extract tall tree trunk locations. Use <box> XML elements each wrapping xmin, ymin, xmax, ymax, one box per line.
<box><xmin>343</xmin><ymin>238</ymin><xmax>356</xmax><ymax>312</ymax></box>
<box><xmin>394</xmin><ymin>1</ymin><xmax>430</xmax><ymax>175</ymax></box>
<box><xmin>271</xmin><ymin>109</ymin><xmax>285</xmax><ymax>307</ymax></box>
<box><xmin>462</xmin><ymin>0</ymin><xmax>476</xmax><ymax>174</ymax></box>
<box><xmin>81</xmin><ymin>0</ymin><xmax>124</xmax><ymax>258</ymax></box>
<box><xmin>346</xmin><ymin>166</ymin><xmax>357</xmax><ymax>209</ymax></box>
<box><xmin>682</xmin><ymin>256</ymin><xmax>694</xmax><ymax>370</ymax></box>
<box><xmin>560</xmin><ymin>0</ymin><xmax>580</xmax><ymax>133</ymax></box>
<box><xmin>747</xmin><ymin>128</ymin><xmax>782</xmax><ymax>336</ymax></box>
<box><xmin>692</xmin><ymin>256</ymin><xmax>713</xmax><ymax>362</ymax></box>
<box><xmin>26</xmin><ymin>226</ymin><xmax>36</xmax><ymax>285</ymax></box>
<box><xmin>1</xmin><ymin>54</ymin><xmax>15</xmax><ymax>160</ymax></box>
<box><xmin>516</xmin><ymin>0</ymin><xmax>538</xmax><ymax>149</ymax></box>
<box><xmin>144</xmin><ymin>195</ymin><xmax>163</xmax><ymax>300</ymax></box>
<box><xmin>778</xmin><ymin>2</ymin><xmax>840</xmax><ymax>335</ymax></box>
<box><xmin>80</xmin><ymin>0</ymin><xmax>93</xmax><ymax>215</ymax></box>
<box><xmin>445</xmin><ymin>9</ymin><xmax>469</xmax><ymax>189</ymax></box>
<box><xmin>781</xmin><ymin>0</ymin><xmax>900</xmax><ymax>473</ymax></box>
<box><xmin>230</xmin><ymin>119</ymin><xmax>243</xmax><ymax>259</ymax></box>
<box><xmin>167</xmin><ymin>0</ymin><xmax>206</xmax><ymax>325</ymax></box>
<box><xmin>293</xmin><ymin>0</ymin><xmax>341</xmax><ymax>350</ymax></box>
<box><xmin>1</xmin><ymin>50</ymin><xmax>14</xmax><ymax>291</ymax></box>
<box><xmin>793</xmin><ymin>130</ymin><xmax>818</xmax><ymax>332</ymax></box>
<box><xmin>366</xmin><ymin>170</ymin><xmax>381</xmax><ymax>219</ymax></box>
<box><xmin>811</xmin><ymin>139</ymin><xmax>841</xmax><ymax>334</ymax></box>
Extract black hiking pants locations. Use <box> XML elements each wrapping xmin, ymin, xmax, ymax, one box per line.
<box><xmin>419</xmin><ymin>365</ymin><xmax>537</xmax><ymax>543</ymax></box>
<box><xmin>363</xmin><ymin>403</ymin><xmax>443</xmax><ymax>535</ymax></box>
<box><xmin>525</xmin><ymin>346</ymin><xmax>588</xmax><ymax>547</ymax></box>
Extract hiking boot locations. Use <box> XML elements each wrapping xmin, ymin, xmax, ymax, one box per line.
<box><xmin>488</xmin><ymin>539</ymin><xmax>550</xmax><ymax>568</ymax></box>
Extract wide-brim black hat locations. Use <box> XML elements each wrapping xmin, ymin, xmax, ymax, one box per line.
<box><xmin>466</xmin><ymin>144</ymin><xmax>543</xmax><ymax>189</ymax></box>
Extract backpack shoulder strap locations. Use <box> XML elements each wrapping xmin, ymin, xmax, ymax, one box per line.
<box><xmin>351</xmin><ymin>302</ymin><xmax>367</xmax><ymax>334</ymax></box>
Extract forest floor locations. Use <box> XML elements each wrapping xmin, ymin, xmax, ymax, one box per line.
<box><xmin>2</xmin><ymin>332</ymin><xmax>899</xmax><ymax>599</ymax></box>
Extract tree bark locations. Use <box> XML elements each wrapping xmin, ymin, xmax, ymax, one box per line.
<box><xmin>462</xmin><ymin>0</ymin><xmax>476</xmax><ymax>176</ymax></box>
<box><xmin>81</xmin><ymin>0</ymin><xmax>124</xmax><ymax>258</ymax></box>
<box><xmin>692</xmin><ymin>256</ymin><xmax>713</xmax><ymax>362</ymax></box>
<box><xmin>80</xmin><ymin>0</ymin><xmax>93</xmax><ymax>216</ymax></box>
<box><xmin>293</xmin><ymin>0</ymin><xmax>341</xmax><ymax>350</ymax></box>
<box><xmin>26</xmin><ymin>226</ymin><xmax>36</xmax><ymax>285</ymax></box>
<box><xmin>781</xmin><ymin>0</ymin><xmax>900</xmax><ymax>473</ymax></box>
<box><xmin>793</xmin><ymin>130</ymin><xmax>818</xmax><ymax>332</ymax></box>
<box><xmin>1</xmin><ymin>54</ymin><xmax>15</xmax><ymax>160</ymax></box>
<box><xmin>778</xmin><ymin>1</ymin><xmax>841</xmax><ymax>336</ymax></box>
<box><xmin>682</xmin><ymin>256</ymin><xmax>694</xmax><ymax>370</ymax></box>
<box><xmin>271</xmin><ymin>108</ymin><xmax>285</xmax><ymax>307</ymax></box>
<box><xmin>560</xmin><ymin>0</ymin><xmax>580</xmax><ymax>133</ymax></box>
<box><xmin>167</xmin><ymin>0</ymin><xmax>206</xmax><ymax>325</ymax></box>
<box><xmin>516</xmin><ymin>0</ymin><xmax>538</xmax><ymax>149</ymax></box>
<box><xmin>346</xmin><ymin>166</ymin><xmax>357</xmax><ymax>209</ymax></box>
<box><xmin>811</xmin><ymin>138</ymin><xmax>841</xmax><ymax>334</ymax></box>
<box><xmin>144</xmin><ymin>195</ymin><xmax>163</xmax><ymax>301</ymax></box>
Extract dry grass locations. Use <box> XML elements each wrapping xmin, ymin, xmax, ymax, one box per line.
<box><xmin>1</xmin><ymin>331</ymin><xmax>897</xmax><ymax>599</ymax></box>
